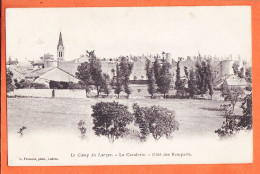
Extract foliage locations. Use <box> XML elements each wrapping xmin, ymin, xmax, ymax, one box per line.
<box><xmin>195</xmin><ymin>61</ymin><xmax>206</xmax><ymax>94</ymax></box>
<box><xmin>215</xmin><ymin>93</ymin><xmax>252</xmax><ymax>138</ymax></box>
<box><xmin>78</xmin><ymin>120</ymin><xmax>87</xmax><ymax>139</ymax></box>
<box><xmin>88</xmin><ymin>50</ymin><xmax>104</xmax><ymax>97</ymax></box>
<box><xmin>245</xmin><ymin>67</ymin><xmax>252</xmax><ymax>82</ymax></box>
<box><xmin>133</xmin><ymin>103</ymin><xmax>179</xmax><ymax>141</ymax></box>
<box><xmin>232</xmin><ymin>61</ymin><xmax>240</xmax><ymax>75</ymax></box>
<box><xmin>100</xmin><ymin>73</ymin><xmax>111</xmax><ymax>96</ymax></box>
<box><xmin>195</xmin><ymin>60</ymin><xmax>214</xmax><ymax>96</ymax></box>
<box><xmin>76</xmin><ymin>50</ymin><xmax>111</xmax><ymax>97</ymax></box>
<box><xmin>30</xmin><ymin>82</ymin><xmax>48</xmax><ymax>89</ymax></box>
<box><xmin>7</xmin><ymin>69</ymin><xmax>14</xmax><ymax>92</ymax></box>
<box><xmin>238</xmin><ymin>67</ymin><xmax>245</xmax><ymax>78</ymax></box>
<box><xmin>76</xmin><ymin>62</ymin><xmax>92</xmax><ymax>92</ymax></box>
<box><xmin>187</xmin><ymin>69</ymin><xmax>197</xmax><ymax>98</ymax></box>
<box><xmin>14</xmin><ymin>79</ymin><xmax>47</xmax><ymax>89</ymax></box>
<box><xmin>175</xmin><ymin>61</ymin><xmax>182</xmax><ymax>90</ymax></box>
<box><xmin>157</xmin><ymin>62</ymin><xmax>172</xmax><ymax>98</ymax></box>
<box><xmin>153</xmin><ymin>57</ymin><xmax>161</xmax><ymax>85</ymax></box>
<box><xmin>233</xmin><ymin>62</ymin><xmax>246</xmax><ymax>79</ymax></box>
<box><xmin>68</xmin><ymin>82</ymin><xmax>86</xmax><ymax>89</ymax></box>
<box><xmin>119</xmin><ymin>57</ymin><xmax>133</xmax><ymax>98</ymax></box>
<box><xmin>239</xmin><ymin>93</ymin><xmax>252</xmax><ymax>130</ymax></box>
<box><xmin>145</xmin><ymin>59</ymin><xmax>156</xmax><ymax>98</ymax></box>
<box><xmin>114</xmin><ymin>64</ymin><xmax>123</xmax><ymax>98</ymax></box>
<box><xmin>206</xmin><ymin>62</ymin><xmax>214</xmax><ymax>98</ymax></box>
<box><xmin>91</xmin><ymin>102</ymin><xmax>134</xmax><ymax>143</ymax></box>
<box><xmin>221</xmin><ymin>87</ymin><xmax>245</xmax><ymax>113</ymax></box>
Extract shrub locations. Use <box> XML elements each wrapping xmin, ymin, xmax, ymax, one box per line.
<box><xmin>133</xmin><ymin>103</ymin><xmax>179</xmax><ymax>141</ymax></box>
<box><xmin>215</xmin><ymin>93</ymin><xmax>252</xmax><ymax>138</ymax></box>
<box><xmin>78</xmin><ymin>120</ymin><xmax>87</xmax><ymax>139</ymax></box>
<box><xmin>221</xmin><ymin>87</ymin><xmax>245</xmax><ymax>113</ymax></box>
<box><xmin>68</xmin><ymin>82</ymin><xmax>86</xmax><ymax>89</ymax></box>
<box><xmin>7</xmin><ymin>69</ymin><xmax>14</xmax><ymax>92</ymax></box>
<box><xmin>91</xmin><ymin>101</ymin><xmax>134</xmax><ymax>143</ymax></box>
<box><xmin>15</xmin><ymin>79</ymin><xmax>48</xmax><ymax>89</ymax></box>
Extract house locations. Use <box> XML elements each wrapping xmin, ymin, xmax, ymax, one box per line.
<box><xmin>34</xmin><ymin>67</ymin><xmax>79</xmax><ymax>88</ymax></box>
<box><xmin>222</xmin><ymin>75</ymin><xmax>247</xmax><ymax>91</ymax></box>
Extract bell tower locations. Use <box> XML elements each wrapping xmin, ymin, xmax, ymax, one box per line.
<box><xmin>57</xmin><ymin>32</ymin><xmax>64</xmax><ymax>62</ymax></box>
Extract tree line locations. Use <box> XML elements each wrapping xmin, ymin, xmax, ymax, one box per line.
<box><xmin>76</xmin><ymin>51</ymin><xmax>215</xmax><ymax>99</ymax></box>
<box><xmin>76</xmin><ymin>50</ymin><xmax>134</xmax><ymax>98</ymax></box>
<box><xmin>145</xmin><ymin>57</ymin><xmax>214</xmax><ymax>99</ymax></box>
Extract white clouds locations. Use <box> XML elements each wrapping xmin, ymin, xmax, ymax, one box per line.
<box><xmin>6</xmin><ymin>6</ymin><xmax>251</xmax><ymax>62</ymax></box>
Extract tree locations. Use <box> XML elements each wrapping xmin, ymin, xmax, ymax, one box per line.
<box><xmin>184</xmin><ymin>66</ymin><xmax>189</xmax><ymax>78</ymax></box>
<box><xmin>157</xmin><ymin>63</ymin><xmax>172</xmax><ymax>98</ymax></box>
<box><xmin>6</xmin><ymin>69</ymin><xmax>14</xmax><ymax>92</ymax></box>
<box><xmin>153</xmin><ymin>57</ymin><xmax>161</xmax><ymax>85</ymax></box>
<box><xmin>92</xmin><ymin>102</ymin><xmax>134</xmax><ymax>143</ymax></box>
<box><xmin>133</xmin><ymin>103</ymin><xmax>179</xmax><ymax>141</ymax></box>
<box><xmin>76</xmin><ymin>62</ymin><xmax>92</xmax><ymax>95</ymax></box>
<box><xmin>187</xmin><ymin>69</ymin><xmax>197</xmax><ymax>98</ymax></box>
<box><xmin>101</xmin><ymin>73</ymin><xmax>111</xmax><ymax>96</ymax></box>
<box><xmin>206</xmin><ymin>61</ymin><xmax>214</xmax><ymax>99</ymax></box>
<box><xmin>222</xmin><ymin>87</ymin><xmax>245</xmax><ymax>113</ymax></box>
<box><xmin>119</xmin><ymin>57</ymin><xmax>133</xmax><ymax>99</ymax></box>
<box><xmin>88</xmin><ymin>50</ymin><xmax>104</xmax><ymax>97</ymax></box>
<box><xmin>232</xmin><ymin>62</ymin><xmax>240</xmax><ymax>75</ymax></box>
<box><xmin>145</xmin><ymin>59</ymin><xmax>156</xmax><ymax>98</ymax></box>
<box><xmin>238</xmin><ymin>67</ymin><xmax>245</xmax><ymax>78</ymax></box>
<box><xmin>132</xmin><ymin>103</ymin><xmax>150</xmax><ymax>141</ymax></box>
<box><xmin>215</xmin><ymin>93</ymin><xmax>252</xmax><ymax>138</ymax></box>
<box><xmin>114</xmin><ymin>63</ymin><xmax>123</xmax><ymax>98</ymax></box>
<box><xmin>195</xmin><ymin>60</ymin><xmax>213</xmax><ymax>96</ymax></box>
<box><xmin>245</xmin><ymin>67</ymin><xmax>252</xmax><ymax>82</ymax></box>
<box><xmin>175</xmin><ymin>61</ymin><xmax>182</xmax><ymax>90</ymax></box>
<box><xmin>239</xmin><ymin>93</ymin><xmax>252</xmax><ymax>130</ymax></box>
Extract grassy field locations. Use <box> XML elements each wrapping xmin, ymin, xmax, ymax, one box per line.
<box><xmin>7</xmin><ymin>97</ymin><xmax>244</xmax><ymax>137</ymax></box>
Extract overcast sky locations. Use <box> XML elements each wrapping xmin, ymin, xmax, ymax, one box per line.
<box><xmin>6</xmin><ymin>6</ymin><xmax>251</xmax><ymax>63</ymax></box>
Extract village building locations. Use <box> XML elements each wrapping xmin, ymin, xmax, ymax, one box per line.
<box><xmin>222</xmin><ymin>75</ymin><xmax>247</xmax><ymax>91</ymax></box>
<box><xmin>34</xmin><ymin>67</ymin><xmax>79</xmax><ymax>87</ymax></box>
<box><xmin>8</xmin><ymin>32</ymin><xmax>251</xmax><ymax>92</ymax></box>
<box><xmin>7</xmin><ymin>57</ymin><xmax>19</xmax><ymax>65</ymax></box>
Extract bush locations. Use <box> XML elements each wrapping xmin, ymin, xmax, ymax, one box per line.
<box><xmin>133</xmin><ymin>103</ymin><xmax>179</xmax><ymax>141</ymax></box>
<box><xmin>7</xmin><ymin>69</ymin><xmax>14</xmax><ymax>92</ymax></box>
<box><xmin>78</xmin><ymin>120</ymin><xmax>87</xmax><ymax>139</ymax></box>
<box><xmin>91</xmin><ymin>101</ymin><xmax>134</xmax><ymax>143</ymax></box>
<box><xmin>215</xmin><ymin>93</ymin><xmax>252</xmax><ymax>138</ymax></box>
<box><xmin>15</xmin><ymin>79</ymin><xmax>48</xmax><ymax>89</ymax></box>
<box><xmin>68</xmin><ymin>82</ymin><xmax>86</xmax><ymax>89</ymax></box>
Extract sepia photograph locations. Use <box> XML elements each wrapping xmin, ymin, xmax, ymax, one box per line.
<box><xmin>6</xmin><ymin>6</ymin><xmax>252</xmax><ymax>166</ymax></box>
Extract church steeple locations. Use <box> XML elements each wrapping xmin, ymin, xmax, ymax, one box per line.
<box><xmin>57</xmin><ymin>32</ymin><xmax>64</xmax><ymax>62</ymax></box>
<box><xmin>58</xmin><ymin>32</ymin><xmax>63</xmax><ymax>46</ymax></box>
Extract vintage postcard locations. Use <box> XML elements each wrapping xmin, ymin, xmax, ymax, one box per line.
<box><xmin>6</xmin><ymin>6</ymin><xmax>252</xmax><ymax>166</ymax></box>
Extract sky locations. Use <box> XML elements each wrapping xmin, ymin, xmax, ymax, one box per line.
<box><xmin>6</xmin><ymin>6</ymin><xmax>252</xmax><ymax>63</ymax></box>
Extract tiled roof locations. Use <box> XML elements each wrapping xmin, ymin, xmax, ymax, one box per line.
<box><xmin>25</xmin><ymin>67</ymin><xmax>55</xmax><ymax>78</ymax></box>
<box><xmin>225</xmin><ymin>75</ymin><xmax>247</xmax><ymax>86</ymax></box>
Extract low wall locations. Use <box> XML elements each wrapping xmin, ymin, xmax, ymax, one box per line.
<box><xmin>8</xmin><ymin>89</ymin><xmax>53</xmax><ymax>98</ymax></box>
<box><xmin>7</xmin><ymin>85</ymin><xmax>150</xmax><ymax>99</ymax></box>
<box><xmin>54</xmin><ymin>89</ymin><xmax>86</xmax><ymax>98</ymax></box>
<box><xmin>7</xmin><ymin>89</ymin><xmax>87</xmax><ymax>98</ymax></box>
